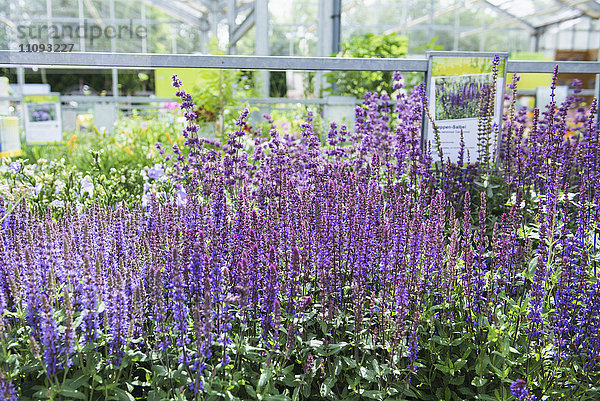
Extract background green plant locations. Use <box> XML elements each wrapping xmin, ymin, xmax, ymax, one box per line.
<box><xmin>325</xmin><ymin>33</ymin><xmax>408</xmax><ymax>98</ymax></box>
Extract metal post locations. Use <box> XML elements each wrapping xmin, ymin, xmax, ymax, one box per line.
<box><xmin>17</xmin><ymin>66</ymin><xmax>25</xmax><ymax>128</ymax></box>
<box><xmin>453</xmin><ymin>5</ymin><xmax>459</xmax><ymax>50</ymax></box>
<box><xmin>596</xmin><ymin>33</ymin><xmax>600</xmax><ymax>129</ymax></box>
<box><xmin>227</xmin><ymin>0</ymin><xmax>237</xmax><ymax>54</ymax></box>
<box><xmin>78</xmin><ymin>0</ymin><xmax>85</xmax><ymax>51</ymax></box>
<box><xmin>255</xmin><ymin>0</ymin><xmax>269</xmax><ymax>98</ymax></box>
<box><xmin>46</xmin><ymin>0</ymin><xmax>53</xmax><ymax>47</ymax></box>
<box><xmin>316</xmin><ymin>0</ymin><xmax>333</xmax><ymax>96</ymax></box>
<box><xmin>141</xmin><ymin>3</ymin><xmax>148</xmax><ymax>53</ymax></box>
<box><xmin>110</xmin><ymin>0</ymin><xmax>116</xmax><ymax>52</ymax></box>
<box><xmin>429</xmin><ymin>0</ymin><xmax>434</xmax><ymax>43</ymax></box>
<box><xmin>534</xmin><ymin>28</ymin><xmax>540</xmax><ymax>52</ymax></box>
<box><xmin>402</xmin><ymin>0</ymin><xmax>408</xmax><ymax>36</ymax></box>
<box><xmin>210</xmin><ymin>0</ymin><xmax>219</xmax><ymax>39</ymax></box>
<box><xmin>171</xmin><ymin>24</ymin><xmax>178</xmax><ymax>54</ymax></box>
<box><xmin>332</xmin><ymin>0</ymin><xmax>341</xmax><ymax>54</ymax></box>
<box><xmin>112</xmin><ymin>68</ymin><xmax>118</xmax><ymax>98</ymax></box>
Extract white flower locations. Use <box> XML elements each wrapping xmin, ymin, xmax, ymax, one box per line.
<box><xmin>34</xmin><ymin>183</ymin><xmax>43</xmax><ymax>196</ymax></box>
<box><xmin>141</xmin><ymin>193</ymin><xmax>149</xmax><ymax>208</ymax></box>
<box><xmin>80</xmin><ymin>175</ymin><xmax>94</xmax><ymax>197</ymax></box>
<box><xmin>50</xmin><ymin>200</ymin><xmax>64</xmax><ymax>208</ymax></box>
<box><xmin>23</xmin><ymin>165</ymin><xmax>35</xmax><ymax>177</ymax></box>
<box><xmin>54</xmin><ymin>179</ymin><xmax>66</xmax><ymax>192</ymax></box>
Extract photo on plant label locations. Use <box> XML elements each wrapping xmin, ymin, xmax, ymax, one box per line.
<box><xmin>434</xmin><ymin>73</ymin><xmax>493</xmax><ymax>120</ymax></box>
<box><xmin>27</xmin><ymin>103</ymin><xmax>57</xmax><ymax>122</ymax></box>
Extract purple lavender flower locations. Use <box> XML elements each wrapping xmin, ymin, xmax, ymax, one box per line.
<box><xmin>510</xmin><ymin>379</ymin><xmax>535</xmax><ymax>400</ymax></box>
<box><xmin>40</xmin><ymin>294</ymin><xmax>60</xmax><ymax>376</ymax></box>
<box><xmin>0</xmin><ymin>371</ymin><xmax>17</xmax><ymax>401</ymax></box>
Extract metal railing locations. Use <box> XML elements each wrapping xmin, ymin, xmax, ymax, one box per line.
<box><xmin>1</xmin><ymin>50</ymin><xmax>599</xmax><ymax>111</ymax></box>
<box><xmin>2</xmin><ymin>51</ymin><xmax>600</xmax><ymax>73</ymax></box>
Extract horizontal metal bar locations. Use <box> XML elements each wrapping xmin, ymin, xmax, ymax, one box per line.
<box><xmin>0</xmin><ymin>95</ymin><xmax>175</xmax><ymax>102</ymax></box>
<box><xmin>516</xmin><ymin>89</ymin><xmax>597</xmax><ymax>96</ymax></box>
<box><xmin>245</xmin><ymin>98</ymin><xmax>328</xmax><ymax>104</ymax></box>
<box><xmin>506</xmin><ymin>60</ymin><xmax>600</xmax><ymax>74</ymax></box>
<box><xmin>2</xmin><ymin>51</ymin><xmax>600</xmax><ymax>74</ymax></box>
<box><xmin>60</xmin><ymin>95</ymin><xmax>175</xmax><ymax>102</ymax></box>
<box><xmin>0</xmin><ymin>51</ymin><xmax>429</xmax><ymax>71</ymax></box>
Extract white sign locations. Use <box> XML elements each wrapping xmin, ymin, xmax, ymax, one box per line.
<box><xmin>24</xmin><ymin>94</ymin><xmax>63</xmax><ymax>144</ymax></box>
<box><xmin>424</xmin><ymin>52</ymin><xmax>508</xmax><ymax>163</ymax></box>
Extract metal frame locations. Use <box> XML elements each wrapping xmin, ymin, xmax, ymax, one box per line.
<box><xmin>3</xmin><ymin>0</ymin><xmax>598</xmax><ymax>63</ymax></box>
<box><xmin>2</xmin><ymin>50</ymin><xmax>599</xmax><ymax>147</ymax></box>
<box><xmin>2</xmin><ymin>51</ymin><xmax>600</xmax><ymax>74</ymax></box>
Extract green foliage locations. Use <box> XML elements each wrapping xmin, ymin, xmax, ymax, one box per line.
<box><xmin>188</xmin><ymin>40</ymin><xmax>258</xmax><ymax>137</ymax></box>
<box><xmin>325</xmin><ymin>33</ymin><xmax>408</xmax><ymax>98</ymax></box>
<box><xmin>1</xmin><ymin>114</ymin><xmax>182</xmax><ymax>207</ymax></box>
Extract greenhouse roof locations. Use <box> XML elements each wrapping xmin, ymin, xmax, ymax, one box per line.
<box><xmin>481</xmin><ymin>0</ymin><xmax>600</xmax><ymax>29</ymax></box>
<box><xmin>1</xmin><ymin>0</ymin><xmax>599</xmax><ymax>56</ymax></box>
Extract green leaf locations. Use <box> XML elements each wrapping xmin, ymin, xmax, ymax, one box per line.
<box><xmin>361</xmin><ymin>390</ymin><xmax>384</xmax><ymax>400</ymax></box>
<box><xmin>343</xmin><ymin>356</ymin><xmax>357</xmax><ymax>368</ymax></box>
<box><xmin>114</xmin><ymin>388</ymin><xmax>135</xmax><ymax>401</ymax></box>
<box><xmin>471</xmin><ymin>377</ymin><xmax>488</xmax><ymax>387</ymax></box>
<box><xmin>292</xmin><ymin>386</ymin><xmax>301</xmax><ymax>401</ymax></box>
<box><xmin>64</xmin><ymin>372</ymin><xmax>89</xmax><ymax>389</ymax></box>
<box><xmin>320</xmin><ymin>377</ymin><xmax>335</xmax><ymax>398</ymax></box>
<box><xmin>152</xmin><ymin>365</ymin><xmax>168</xmax><ymax>378</ymax></box>
<box><xmin>359</xmin><ymin>366</ymin><xmax>377</xmax><ymax>382</ymax></box>
<box><xmin>525</xmin><ymin>257</ymin><xmax>538</xmax><ymax>280</ymax></box>
<box><xmin>257</xmin><ymin>367</ymin><xmax>273</xmax><ymax>393</ymax></box>
<box><xmin>58</xmin><ymin>390</ymin><xmax>86</xmax><ymax>400</ymax></box>
<box><xmin>264</xmin><ymin>396</ymin><xmax>291</xmax><ymax>401</ymax></box>
<box><xmin>454</xmin><ymin>358</ymin><xmax>467</xmax><ymax>371</ymax></box>
<box><xmin>475</xmin><ymin>395</ymin><xmax>497</xmax><ymax>401</ymax></box>
<box><xmin>245</xmin><ymin>385</ymin><xmax>258</xmax><ymax>400</ymax></box>
<box><xmin>333</xmin><ymin>357</ymin><xmax>342</xmax><ymax>376</ymax></box>
<box><xmin>435</xmin><ymin>363</ymin><xmax>451</xmax><ymax>374</ymax></box>
<box><xmin>487</xmin><ymin>326</ymin><xmax>499</xmax><ymax>343</ymax></box>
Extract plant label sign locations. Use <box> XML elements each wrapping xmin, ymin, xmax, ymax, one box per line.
<box><xmin>424</xmin><ymin>52</ymin><xmax>507</xmax><ymax>163</ymax></box>
<box><xmin>24</xmin><ymin>94</ymin><xmax>63</xmax><ymax>144</ymax></box>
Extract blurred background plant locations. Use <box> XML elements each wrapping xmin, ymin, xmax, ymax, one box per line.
<box><xmin>325</xmin><ymin>33</ymin><xmax>409</xmax><ymax>97</ymax></box>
